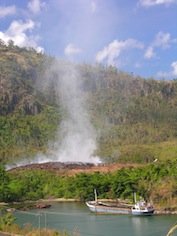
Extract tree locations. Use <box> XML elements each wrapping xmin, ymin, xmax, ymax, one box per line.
<box><xmin>0</xmin><ymin>165</ymin><xmax>11</xmax><ymax>202</ymax></box>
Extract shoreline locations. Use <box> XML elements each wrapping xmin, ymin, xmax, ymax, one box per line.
<box><xmin>2</xmin><ymin>198</ymin><xmax>177</xmax><ymax>215</ymax></box>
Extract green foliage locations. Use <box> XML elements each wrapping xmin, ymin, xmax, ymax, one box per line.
<box><xmin>0</xmin><ymin>159</ymin><xmax>175</xmax><ymax>209</ymax></box>
<box><xmin>0</xmin><ymin>107</ymin><xmax>61</xmax><ymax>162</ymax></box>
<box><xmin>0</xmin><ymin>165</ymin><xmax>12</xmax><ymax>202</ymax></box>
<box><xmin>0</xmin><ymin>212</ymin><xmax>15</xmax><ymax>228</ymax></box>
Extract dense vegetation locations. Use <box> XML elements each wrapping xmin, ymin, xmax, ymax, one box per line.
<box><xmin>0</xmin><ymin>41</ymin><xmax>177</xmax><ymax>164</ymax></box>
<box><xmin>0</xmin><ymin>159</ymin><xmax>176</xmax><ymax>209</ymax></box>
<box><xmin>0</xmin><ymin>41</ymin><xmax>61</xmax><ymax>162</ymax></box>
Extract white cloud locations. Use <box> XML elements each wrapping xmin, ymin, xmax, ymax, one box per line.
<box><xmin>171</xmin><ymin>61</ymin><xmax>177</xmax><ymax>76</ymax></box>
<box><xmin>135</xmin><ymin>62</ymin><xmax>141</xmax><ymax>68</ymax></box>
<box><xmin>144</xmin><ymin>31</ymin><xmax>175</xmax><ymax>59</ymax></box>
<box><xmin>95</xmin><ymin>39</ymin><xmax>144</xmax><ymax>66</ymax></box>
<box><xmin>144</xmin><ymin>46</ymin><xmax>155</xmax><ymax>59</ymax></box>
<box><xmin>27</xmin><ymin>0</ymin><xmax>46</xmax><ymax>14</ymax></box>
<box><xmin>64</xmin><ymin>44</ymin><xmax>82</xmax><ymax>56</ymax></box>
<box><xmin>156</xmin><ymin>61</ymin><xmax>177</xmax><ymax>79</ymax></box>
<box><xmin>153</xmin><ymin>31</ymin><xmax>171</xmax><ymax>48</ymax></box>
<box><xmin>0</xmin><ymin>20</ymin><xmax>44</xmax><ymax>53</ymax></box>
<box><xmin>91</xmin><ymin>1</ymin><xmax>97</xmax><ymax>13</ymax></box>
<box><xmin>7</xmin><ymin>20</ymin><xmax>34</xmax><ymax>35</ymax></box>
<box><xmin>139</xmin><ymin>0</ymin><xmax>177</xmax><ymax>7</ymax></box>
<box><xmin>0</xmin><ymin>5</ymin><xmax>16</xmax><ymax>18</ymax></box>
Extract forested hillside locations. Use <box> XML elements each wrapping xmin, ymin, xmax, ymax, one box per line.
<box><xmin>0</xmin><ymin>41</ymin><xmax>177</xmax><ymax>164</ymax></box>
<box><xmin>0</xmin><ymin>41</ymin><xmax>60</xmax><ymax>162</ymax></box>
<box><xmin>79</xmin><ymin>65</ymin><xmax>177</xmax><ymax>162</ymax></box>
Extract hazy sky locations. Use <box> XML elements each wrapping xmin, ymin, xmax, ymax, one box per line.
<box><xmin>0</xmin><ymin>0</ymin><xmax>177</xmax><ymax>78</ymax></box>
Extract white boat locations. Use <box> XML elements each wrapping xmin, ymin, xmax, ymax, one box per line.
<box><xmin>131</xmin><ymin>193</ymin><xmax>154</xmax><ymax>216</ymax></box>
<box><xmin>131</xmin><ymin>200</ymin><xmax>154</xmax><ymax>216</ymax></box>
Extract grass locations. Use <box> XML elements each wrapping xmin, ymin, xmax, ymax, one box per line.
<box><xmin>116</xmin><ymin>139</ymin><xmax>177</xmax><ymax>163</ymax></box>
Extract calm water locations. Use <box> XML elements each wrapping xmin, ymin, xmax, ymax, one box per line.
<box><xmin>14</xmin><ymin>202</ymin><xmax>177</xmax><ymax>236</ymax></box>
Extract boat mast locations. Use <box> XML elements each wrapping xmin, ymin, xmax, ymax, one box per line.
<box><xmin>133</xmin><ymin>192</ymin><xmax>137</xmax><ymax>204</ymax></box>
<box><xmin>94</xmin><ymin>189</ymin><xmax>98</xmax><ymax>203</ymax></box>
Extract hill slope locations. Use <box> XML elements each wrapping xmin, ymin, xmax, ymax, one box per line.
<box><xmin>0</xmin><ymin>42</ymin><xmax>177</xmax><ymax>163</ymax></box>
<box><xmin>0</xmin><ymin>42</ymin><xmax>60</xmax><ymax>162</ymax></box>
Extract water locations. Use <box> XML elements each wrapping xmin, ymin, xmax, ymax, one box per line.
<box><xmin>14</xmin><ymin>202</ymin><xmax>177</xmax><ymax>236</ymax></box>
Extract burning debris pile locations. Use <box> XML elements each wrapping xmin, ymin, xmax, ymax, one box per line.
<box><xmin>9</xmin><ymin>162</ymin><xmax>95</xmax><ymax>172</ymax></box>
<box><xmin>9</xmin><ymin>162</ymin><xmax>140</xmax><ymax>176</ymax></box>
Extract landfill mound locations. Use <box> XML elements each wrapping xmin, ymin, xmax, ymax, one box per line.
<box><xmin>9</xmin><ymin>162</ymin><xmax>141</xmax><ymax>175</ymax></box>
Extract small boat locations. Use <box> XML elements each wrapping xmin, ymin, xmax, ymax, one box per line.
<box><xmin>131</xmin><ymin>200</ymin><xmax>154</xmax><ymax>216</ymax></box>
<box><xmin>6</xmin><ymin>208</ymin><xmax>16</xmax><ymax>213</ymax></box>
<box><xmin>131</xmin><ymin>193</ymin><xmax>154</xmax><ymax>216</ymax></box>
<box><xmin>35</xmin><ymin>203</ymin><xmax>51</xmax><ymax>209</ymax></box>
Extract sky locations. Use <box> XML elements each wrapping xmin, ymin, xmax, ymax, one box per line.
<box><xmin>0</xmin><ymin>0</ymin><xmax>177</xmax><ymax>79</ymax></box>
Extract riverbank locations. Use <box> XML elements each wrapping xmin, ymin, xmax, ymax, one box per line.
<box><xmin>2</xmin><ymin>198</ymin><xmax>177</xmax><ymax>215</ymax></box>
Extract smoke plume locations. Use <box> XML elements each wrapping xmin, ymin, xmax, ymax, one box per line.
<box><xmin>49</xmin><ymin>61</ymin><xmax>100</xmax><ymax>163</ymax></box>
<box><xmin>18</xmin><ymin>58</ymin><xmax>100</xmax><ymax>166</ymax></box>
<box><xmin>7</xmin><ymin>59</ymin><xmax>100</xmax><ymax>170</ymax></box>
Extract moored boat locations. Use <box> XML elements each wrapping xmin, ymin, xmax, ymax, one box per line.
<box><xmin>131</xmin><ymin>200</ymin><xmax>154</xmax><ymax>216</ymax></box>
<box><xmin>86</xmin><ymin>201</ymin><xmax>131</xmax><ymax>214</ymax></box>
<box><xmin>86</xmin><ymin>189</ymin><xmax>132</xmax><ymax>214</ymax></box>
<box><xmin>86</xmin><ymin>190</ymin><xmax>154</xmax><ymax>216</ymax></box>
<box><xmin>131</xmin><ymin>193</ymin><xmax>154</xmax><ymax>216</ymax></box>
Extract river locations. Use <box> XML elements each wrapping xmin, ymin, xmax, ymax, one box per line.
<box><xmin>14</xmin><ymin>202</ymin><xmax>177</xmax><ymax>236</ymax></box>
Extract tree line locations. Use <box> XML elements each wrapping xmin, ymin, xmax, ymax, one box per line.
<box><xmin>0</xmin><ymin>159</ymin><xmax>176</xmax><ymax>209</ymax></box>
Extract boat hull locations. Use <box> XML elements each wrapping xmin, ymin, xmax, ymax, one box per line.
<box><xmin>131</xmin><ymin>209</ymin><xmax>154</xmax><ymax>216</ymax></box>
<box><xmin>86</xmin><ymin>202</ymin><xmax>131</xmax><ymax>215</ymax></box>
<box><xmin>86</xmin><ymin>201</ymin><xmax>154</xmax><ymax>216</ymax></box>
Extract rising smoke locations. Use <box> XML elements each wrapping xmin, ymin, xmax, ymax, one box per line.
<box><xmin>7</xmin><ymin>60</ymin><xmax>100</xmax><ymax>170</ymax></box>
<box><xmin>25</xmin><ymin>57</ymin><xmax>101</xmax><ymax>165</ymax></box>
<box><xmin>49</xmin><ymin>60</ymin><xmax>100</xmax><ymax>163</ymax></box>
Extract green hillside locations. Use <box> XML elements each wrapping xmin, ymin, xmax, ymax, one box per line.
<box><xmin>80</xmin><ymin>65</ymin><xmax>177</xmax><ymax>162</ymax></box>
<box><xmin>0</xmin><ymin>41</ymin><xmax>177</xmax><ymax>164</ymax></box>
<box><xmin>0</xmin><ymin>41</ymin><xmax>61</xmax><ymax>162</ymax></box>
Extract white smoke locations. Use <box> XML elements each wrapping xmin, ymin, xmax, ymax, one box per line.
<box><xmin>20</xmin><ymin>59</ymin><xmax>100</xmax><ymax>166</ymax></box>
<box><xmin>49</xmin><ymin>61</ymin><xmax>100</xmax><ymax>163</ymax></box>
<box><xmin>7</xmin><ymin>59</ymin><xmax>101</xmax><ymax>170</ymax></box>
